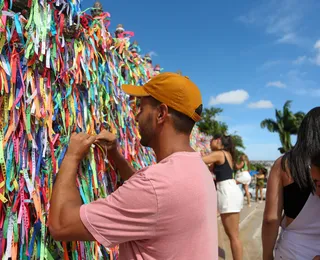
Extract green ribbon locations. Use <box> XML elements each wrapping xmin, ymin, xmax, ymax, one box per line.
<box><xmin>3</xmin><ymin>207</ymin><xmax>10</xmax><ymax>239</ymax></box>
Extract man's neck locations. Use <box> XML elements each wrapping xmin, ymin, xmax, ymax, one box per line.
<box><xmin>152</xmin><ymin>135</ymin><xmax>195</xmax><ymax>163</ymax></box>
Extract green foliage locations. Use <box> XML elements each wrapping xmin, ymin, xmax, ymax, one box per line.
<box><xmin>250</xmin><ymin>162</ymin><xmax>265</xmax><ymax>171</ymax></box>
<box><xmin>260</xmin><ymin>100</ymin><xmax>305</xmax><ymax>153</ymax></box>
<box><xmin>197</xmin><ymin>107</ymin><xmax>245</xmax><ymax>162</ymax></box>
<box><xmin>198</xmin><ymin>107</ymin><xmax>228</xmax><ymax>136</ymax></box>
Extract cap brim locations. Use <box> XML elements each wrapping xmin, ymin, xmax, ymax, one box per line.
<box><xmin>122</xmin><ymin>85</ymin><xmax>150</xmax><ymax>97</ymax></box>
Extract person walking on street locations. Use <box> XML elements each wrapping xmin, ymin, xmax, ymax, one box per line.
<box><xmin>48</xmin><ymin>72</ymin><xmax>219</xmax><ymax>260</ymax></box>
<box><xmin>203</xmin><ymin>134</ymin><xmax>243</xmax><ymax>260</ymax></box>
<box><xmin>255</xmin><ymin>167</ymin><xmax>267</xmax><ymax>203</ymax></box>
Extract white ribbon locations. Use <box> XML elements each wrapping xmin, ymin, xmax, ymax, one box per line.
<box><xmin>32</xmin><ymin>148</ymin><xmax>36</xmax><ymax>184</ymax></box>
<box><xmin>3</xmin><ymin>214</ymin><xmax>14</xmax><ymax>259</ymax></box>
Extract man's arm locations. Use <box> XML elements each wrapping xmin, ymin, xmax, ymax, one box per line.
<box><xmin>79</xmin><ymin>169</ymin><xmax>158</xmax><ymax>248</ymax></box>
<box><xmin>49</xmin><ymin>131</ymin><xmax>156</xmax><ymax>246</ymax></box>
<box><xmin>202</xmin><ymin>151</ymin><xmax>223</xmax><ymax>165</ymax></box>
<box><xmin>262</xmin><ymin>158</ymin><xmax>283</xmax><ymax>260</ymax></box>
<box><xmin>48</xmin><ymin>133</ymin><xmax>96</xmax><ymax>241</ymax></box>
<box><xmin>235</xmin><ymin>161</ymin><xmax>244</xmax><ymax>170</ymax></box>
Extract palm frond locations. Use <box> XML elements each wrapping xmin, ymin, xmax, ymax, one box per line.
<box><xmin>260</xmin><ymin>119</ymin><xmax>279</xmax><ymax>132</ymax></box>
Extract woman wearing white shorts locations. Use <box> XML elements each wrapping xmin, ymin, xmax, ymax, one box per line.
<box><xmin>236</xmin><ymin>154</ymin><xmax>252</xmax><ymax>207</ymax></box>
<box><xmin>203</xmin><ymin>134</ymin><xmax>244</xmax><ymax>260</ymax></box>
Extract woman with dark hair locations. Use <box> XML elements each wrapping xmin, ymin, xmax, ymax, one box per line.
<box><xmin>202</xmin><ymin>134</ymin><xmax>243</xmax><ymax>260</ymax></box>
<box><xmin>262</xmin><ymin>107</ymin><xmax>320</xmax><ymax>260</ymax></box>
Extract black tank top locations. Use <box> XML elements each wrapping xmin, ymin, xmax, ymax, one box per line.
<box><xmin>213</xmin><ymin>152</ymin><xmax>234</xmax><ymax>182</ymax></box>
<box><xmin>283</xmin><ymin>182</ymin><xmax>310</xmax><ymax>219</ymax></box>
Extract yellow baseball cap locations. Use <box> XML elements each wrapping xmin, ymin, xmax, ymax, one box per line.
<box><xmin>122</xmin><ymin>72</ymin><xmax>203</xmax><ymax>122</ymax></box>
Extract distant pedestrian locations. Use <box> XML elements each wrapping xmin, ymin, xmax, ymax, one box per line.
<box><xmin>236</xmin><ymin>154</ymin><xmax>252</xmax><ymax>207</ymax></box>
<box><xmin>255</xmin><ymin>167</ymin><xmax>267</xmax><ymax>202</ymax></box>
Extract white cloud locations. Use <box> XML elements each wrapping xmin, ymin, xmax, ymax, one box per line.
<box><xmin>302</xmin><ymin>40</ymin><xmax>320</xmax><ymax>66</ymax></box>
<box><xmin>315</xmin><ymin>55</ymin><xmax>320</xmax><ymax>66</ymax></box>
<box><xmin>286</xmin><ymin>69</ymin><xmax>320</xmax><ymax>96</ymax></box>
<box><xmin>257</xmin><ymin>60</ymin><xmax>285</xmax><ymax>71</ymax></box>
<box><xmin>276</xmin><ymin>33</ymin><xmax>297</xmax><ymax>44</ymax></box>
<box><xmin>208</xmin><ymin>90</ymin><xmax>249</xmax><ymax>106</ymax></box>
<box><xmin>293</xmin><ymin>55</ymin><xmax>307</xmax><ymax>65</ymax></box>
<box><xmin>266</xmin><ymin>81</ymin><xmax>286</xmax><ymax>88</ymax></box>
<box><xmin>236</xmin><ymin>15</ymin><xmax>255</xmax><ymax>24</ymax></box>
<box><xmin>148</xmin><ymin>51</ymin><xmax>158</xmax><ymax>57</ymax></box>
<box><xmin>237</xmin><ymin>0</ymin><xmax>313</xmax><ymax>46</ymax></box>
<box><xmin>314</xmin><ymin>40</ymin><xmax>320</xmax><ymax>66</ymax></box>
<box><xmin>287</xmin><ymin>69</ymin><xmax>307</xmax><ymax>78</ymax></box>
<box><xmin>292</xmin><ymin>40</ymin><xmax>320</xmax><ymax>66</ymax></box>
<box><xmin>248</xmin><ymin>100</ymin><xmax>274</xmax><ymax>109</ymax></box>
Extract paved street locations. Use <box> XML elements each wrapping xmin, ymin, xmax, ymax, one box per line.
<box><xmin>218</xmin><ymin>201</ymin><xmax>265</xmax><ymax>259</ymax></box>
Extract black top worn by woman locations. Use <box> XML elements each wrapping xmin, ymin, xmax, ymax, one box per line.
<box><xmin>283</xmin><ymin>182</ymin><xmax>310</xmax><ymax>219</ymax></box>
<box><xmin>213</xmin><ymin>152</ymin><xmax>233</xmax><ymax>182</ymax></box>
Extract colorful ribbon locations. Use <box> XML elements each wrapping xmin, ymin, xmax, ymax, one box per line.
<box><xmin>0</xmin><ymin>0</ymin><xmax>160</xmax><ymax>259</ymax></box>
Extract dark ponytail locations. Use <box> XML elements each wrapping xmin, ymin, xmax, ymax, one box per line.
<box><xmin>213</xmin><ymin>134</ymin><xmax>235</xmax><ymax>162</ymax></box>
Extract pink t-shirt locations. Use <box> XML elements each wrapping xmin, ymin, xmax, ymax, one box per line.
<box><xmin>80</xmin><ymin>151</ymin><xmax>218</xmax><ymax>259</ymax></box>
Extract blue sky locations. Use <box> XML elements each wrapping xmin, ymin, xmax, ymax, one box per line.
<box><xmin>82</xmin><ymin>0</ymin><xmax>320</xmax><ymax>160</ymax></box>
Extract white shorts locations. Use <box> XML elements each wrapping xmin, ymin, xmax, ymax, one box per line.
<box><xmin>235</xmin><ymin>171</ymin><xmax>251</xmax><ymax>185</ymax></box>
<box><xmin>217</xmin><ymin>179</ymin><xmax>243</xmax><ymax>214</ymax></box>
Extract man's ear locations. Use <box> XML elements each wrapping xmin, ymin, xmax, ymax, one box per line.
<box><xmin>157</xmin><ymin>104</ymin><xmax>169</xmax><ymax>123</ymax></box>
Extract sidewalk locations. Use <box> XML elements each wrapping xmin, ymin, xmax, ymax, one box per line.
<box><xmin>218</xmin><ymin>201</ymin><xmax>265</xmax><ymax>259</ymax></box>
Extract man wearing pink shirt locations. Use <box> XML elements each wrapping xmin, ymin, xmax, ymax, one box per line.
<box><xmin>49</xmin><ymin>72</ymin><xmax>218</xmax><ymax>259</ymax></box>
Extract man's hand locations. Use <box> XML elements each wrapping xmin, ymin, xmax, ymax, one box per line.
<box><xmin>313</xmin><ymin>256</ymin><xmax>320</xmax><ymax>260</ymax></box>
<box><xmin>95</xmin><ymin>129</ymin><xmax>118</xmax><ymax>154</ymax></box>
<box><xmin>95</xmin><ymin>129</ymin><xmax>135</xmax><ymax>180</ymax></box>
<box><xmin>66</xmin><ymin>132</ymin><xmax>96</xmax><ymax>162</ymax></box>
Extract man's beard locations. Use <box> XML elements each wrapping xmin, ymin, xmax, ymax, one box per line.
<box><xmin>139</xmin><ymin>114</ymin><xmax>155</xmax><ymax>147</ymax></box>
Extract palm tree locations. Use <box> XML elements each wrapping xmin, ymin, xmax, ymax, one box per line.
<box><xmin>232</xmin><ymin>134</ymin><xmax>245</xmax><ymax>150</ymax></box>
<box><xmin>232</xmin><ymin>134</ymin><xmax>245</xmax><ymax>162</ymax></box>
<box><xmin>260</xmin><ymin>100</ymin><xmax>305</xmax><ymax>153</ymax></box>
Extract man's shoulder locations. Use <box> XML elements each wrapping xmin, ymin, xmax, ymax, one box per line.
<box><xmin>131</xmin><ymin>159</ymin><xmax>176</xmax><ymax>184</ymax></box>
<box><xmin>135</xmin><ymin>163</ymin><xmax>168</xmax><ymax>177</ymax></box>
<box><xmin>136</xmin><ymin>152</ymin><xmax>205</xmax><ymax>177</ymax></box>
